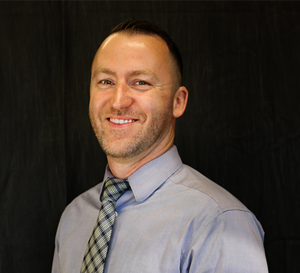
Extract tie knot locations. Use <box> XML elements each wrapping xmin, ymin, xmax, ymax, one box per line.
<box><xmin>102</xmin><ymin>178</ymin><xmax>130</xmax><ymax>203</ymax></box>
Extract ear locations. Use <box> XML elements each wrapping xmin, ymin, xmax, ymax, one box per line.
<box><xmin>173</xmin><ymin>86</ymin><xmax>188</xmax><ymax>118</ymax></box>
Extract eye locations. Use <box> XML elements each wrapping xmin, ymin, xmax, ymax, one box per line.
<box><xmin>135</xmin><ymin>81</ymin><xmax>149</xmax><ymax>86</ymax></box>
<box><xmin>131</xmin><ymin>80</ymin><xmax>152</xmax><ymax>91</ymax></box>
<box><xmin>99</xmin><ymin>80</ymin><xmax>114</xmax><ymax>85</ymax></box>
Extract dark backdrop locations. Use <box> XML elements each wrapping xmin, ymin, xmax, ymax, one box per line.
<box><xmin>1</xmin><ymin>1</ymin><xmax>299</xmax><ymax>272</ymax></box>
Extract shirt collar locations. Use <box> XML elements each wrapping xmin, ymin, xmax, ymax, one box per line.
<box><xmin>102</xmin><ymin>146</ymin><xmax>182</xmax><ymax>203</ymax></box>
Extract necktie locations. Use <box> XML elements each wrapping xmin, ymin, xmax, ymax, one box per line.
<box><xmin>80</xmin><ymin>178</ymin><xmax>130</xmax><ymax>273</ymax></box>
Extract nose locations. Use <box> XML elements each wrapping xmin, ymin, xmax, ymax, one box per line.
<box><xmin>111</xmin><ymin>82</ymin><xmax>133</xmax><ymax>110</ymax></box>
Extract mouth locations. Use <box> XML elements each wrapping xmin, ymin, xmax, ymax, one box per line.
<box><xmin>108</xmin><ymin>118</ymin><xmax>137</xmax><ymax>124</ymax></box>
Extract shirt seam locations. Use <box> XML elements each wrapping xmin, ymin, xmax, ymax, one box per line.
<box><xmin>181</xmin><ymin>208</ymin><xmax>255</xmax><ymax>269</ymax></box>
<box><xmin>168</xmin><ymin>176</ymin><xmax>249</xmax><ymax>212</ymax></box>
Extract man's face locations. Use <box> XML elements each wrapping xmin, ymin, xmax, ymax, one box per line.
<box><xmin>89</xmin><ymin>33</ymin><xmax>179</xmax><ymax>160</ymax></box>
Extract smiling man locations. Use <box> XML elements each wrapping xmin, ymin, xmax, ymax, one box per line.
<box><xmin>88</xmin><ymin>30</ymin><xmax>186</xmax><ymax>179</ymax></box>
<box><xmin>52</xmin><ymin>19</ymin><xmax>268</xmax><ymax>273</ymax></box>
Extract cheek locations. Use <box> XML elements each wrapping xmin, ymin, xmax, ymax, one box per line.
<box><xmin>88</xmin><ymin>101</ymin><xmax>98</xmax><ymax>125</ymax></box>
<box><xmin>89</xmin><ymin>98</ymin><xmax>98</xmax><ymax>119</ymax></box>
<box><xmin>89</xmin><ymin>92</ymin><xmax>107</xmax><ymax>113</ymax></box>
<box><xmin>159</xmin><ymin>92</ymin><xmax>173</xmax><ymax>111</ymax></box>
<box><xmin>135</xmin><ymin>94</ymin><xmax>157</xmax><ymax>115</ymax></box>
<box><xmin>139</xmin><ymin>93</ymin><xmax>172</xmax><ymax>117</ymax></box>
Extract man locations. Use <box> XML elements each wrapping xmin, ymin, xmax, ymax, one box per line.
<box><xmin>52</xmin><ymin>19</ymin><xmax>268</xmax><ymax>272</ymax></box>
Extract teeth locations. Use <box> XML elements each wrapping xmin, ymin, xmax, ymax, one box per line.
<box><xmin>110</xmin><ymin>118</ymin><xmax>135</xmax><ymax>124</ymax></box>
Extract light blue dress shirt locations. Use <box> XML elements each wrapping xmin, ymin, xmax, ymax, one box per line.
<box><xmin>52</xmin><ymin>146</ymin><xmax>268</xmax><ymax>272</ymax></box>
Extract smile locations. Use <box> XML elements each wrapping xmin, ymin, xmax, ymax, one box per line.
<box><xmin>109</xmin><ymin>118</ymin><xmax>136</xmax><ymax>124</ymax></box>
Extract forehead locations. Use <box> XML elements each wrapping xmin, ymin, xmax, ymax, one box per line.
<box><xmin>92</xmin><ymin>33</ymin><xmax>172</xmax><ymax>70</ymax></box>
<box><xmin>101</xmin><ymin>32</ymin><xmax>168</xmax><ymax>53</ymax></box>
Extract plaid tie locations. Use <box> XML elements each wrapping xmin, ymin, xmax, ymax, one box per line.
<box><xmin>80</xmin><ymin>178</ymin><xmax>130</xmax><ymax>273</ymax></box>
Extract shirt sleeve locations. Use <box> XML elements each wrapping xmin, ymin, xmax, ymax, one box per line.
<box><xmin>181</xmin><ymin>210</ymin><xmax>269</xmax><ymax>273</ymax></box>
<box><xmin>51</xmin><ymin>223</ymin><xmax>61</xmax><ymax>273</ymax></box>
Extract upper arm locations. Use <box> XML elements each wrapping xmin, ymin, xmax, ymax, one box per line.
<box><xmin>181</xmin><ymin>210</ymin><xmax>268</xmax><ymax>273</ymax></box>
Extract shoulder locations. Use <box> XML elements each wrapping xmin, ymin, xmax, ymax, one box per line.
<box><xmin>67</xmin><ymin>183</ymin><xmax>102</xmax><ymax>212</ymax></box>
<box><xmin>170</xmin><ymin>164</ymin><xmax>250</xmax><ymax>213</ymax></box>
<box><xmin>57</xmin><ymin>183</ymin><xmax>103</xmax><ymax>234</ymax></box>
<box><xmin>169</xmin><ymin>166</ymin><xmax>267</xmax><ymax>271</ymax></box>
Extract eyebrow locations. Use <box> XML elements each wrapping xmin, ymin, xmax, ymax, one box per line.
<box><xmin>92</xmin><ymin>68</ymin><xmax>116</xmax><ymax>80</ymax></box>
<box><xmin>128</xmin><ymin>70</ymin><xmax>159</xmax><ymax>81</ymax></box>
<box><xmin>92</xmin><ymin>68</ymin><xmax>159</xmax><ymax>82</ymax></box>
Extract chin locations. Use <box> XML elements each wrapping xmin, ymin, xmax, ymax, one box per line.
<box><xmin>104</xmin><ymin>148</ymin><xmax>139</xmax><ymax>159</ymax></box>
<box><xmin>100</xmin><ymin>141</ymin><xmax>141</xmax><ymax>159</ymax></box>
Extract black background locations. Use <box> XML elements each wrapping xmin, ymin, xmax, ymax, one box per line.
<box><xmin>1</xmin><ymin>1</ymin><xmax>299</xmax><ymax>272</ymax></box>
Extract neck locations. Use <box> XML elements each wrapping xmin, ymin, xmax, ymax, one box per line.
<box><xmin>107</xmin><ymin>139</ymin><xmax>174</xmax><ymax>179</ymax></box>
